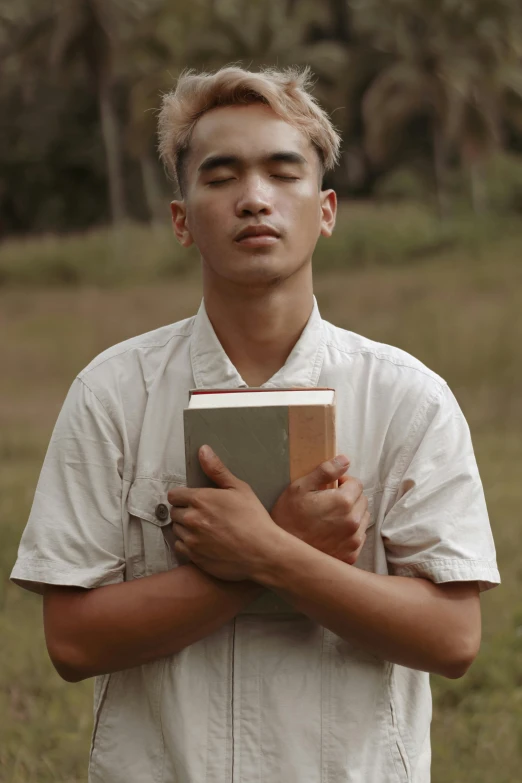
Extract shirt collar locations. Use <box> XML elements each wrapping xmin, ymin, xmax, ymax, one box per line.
<box><xmin>190</xmin><ymin>294</ymin><xmax>326</xmax><ymax>390</ymax></box>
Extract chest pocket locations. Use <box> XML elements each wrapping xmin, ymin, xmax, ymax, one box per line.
<box><xmin>126</xmin><ymin>476</ymin><xmax>190</xmax><ymax>579</ymax></box>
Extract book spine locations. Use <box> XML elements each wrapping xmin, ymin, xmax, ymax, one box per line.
<box><xmin>288</xmin><ymin>403</ymin><xmax>337</xmax><ymax>488</ymax></box>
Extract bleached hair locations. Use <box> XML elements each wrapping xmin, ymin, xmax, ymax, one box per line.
<box><xmin>157</xmin><ymin>65</ymin><xmax>342</xmax><ymax>193</ymax></box>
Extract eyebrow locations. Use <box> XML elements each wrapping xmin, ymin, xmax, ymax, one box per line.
<box><xmin>197</xmin><ymin>151</ymin><xmax>308</xmax><ymax>174</ymax></box>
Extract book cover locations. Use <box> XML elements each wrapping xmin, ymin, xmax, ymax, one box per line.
<box><xmin>182</xmin><ymin>387</ymin><xmax>336</xmax><ymax>614</ymax></box>
<box><xmin>184</xmin><ymin>387</ymin><xmax>337</xmax><ymax>509</ymax></box>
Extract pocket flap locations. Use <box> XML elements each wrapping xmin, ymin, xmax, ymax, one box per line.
<box><xmin>127</xmin><ymin>475</ymin><xmax>186</xmax><ymax>527</ymax></box>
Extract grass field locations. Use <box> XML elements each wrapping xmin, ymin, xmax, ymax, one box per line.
<box><xmin>1</xmin><ymin>204</ymin><xmax>521</xmax><ymax>782</ymax></box>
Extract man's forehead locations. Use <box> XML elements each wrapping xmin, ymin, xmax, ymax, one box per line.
<box><xmin>188</xmin><ymin>103</ymin><xmax>313</xmax><ymax>164</ymax></box>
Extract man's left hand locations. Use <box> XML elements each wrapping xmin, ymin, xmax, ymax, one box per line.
<box><xmin>167</xmin><ymin>445</ymin><xmax>285</xmax><ymax>582</ymax></box>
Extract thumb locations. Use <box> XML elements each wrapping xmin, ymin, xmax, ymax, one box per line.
<box><xmin>298</xmin><ymin>454</ymin><xmax>351</xmax><ymax>492</ymax></box>
<box><xmin>198</xmin><ymin>445</ymin><xmax>241</xmax><ymax>489</ymax></box>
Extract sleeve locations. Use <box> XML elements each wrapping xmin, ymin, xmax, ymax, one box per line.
<box><xmin>10</xmin><ymin>377</ymin><xmax>126</xmax><ymax>595</ymax></box>
<box><xmin>381</xmin><ymin>383</ymin><xmax>500</xmax><ymax>592</ymax></box>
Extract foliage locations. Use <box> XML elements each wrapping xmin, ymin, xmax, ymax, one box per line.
<box><xmin>2</xmin><ymin>0</ymin><xmax>522</xmax><ymax>233</ymax></box>
<box><xmin>0</xmin><ymin>199</ymin><xmax>521</xmax><ymax>288</ymax></box>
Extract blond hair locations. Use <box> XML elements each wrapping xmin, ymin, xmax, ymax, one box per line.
<box><xmin>157</xmin><ymin>65</ymin><xmax>341</xmax><ymax>194</ymax></box>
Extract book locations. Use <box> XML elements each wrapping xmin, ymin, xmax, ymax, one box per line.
<box><xmin>184</xmin><ymin>387</ymin><xmax>337</xmax><ymax>508</ymax></box>
<box><xmin>182</xmin><ymin>387</ymin><xmax>337</xmax><ymax>615</ymax></box>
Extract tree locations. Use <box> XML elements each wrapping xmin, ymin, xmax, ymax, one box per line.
<box><xmin>49</xmin><ymin>0</ymin><xmax>135</xmax><ymax>224</ymax></box>
<box><xmin>354</xmin><ymin>0</ymin><xmax>522</xmax><ymax>215</ymax></box>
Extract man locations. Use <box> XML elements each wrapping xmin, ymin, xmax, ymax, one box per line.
<box><xmin>11</xmin><ymin>65</ymin><xmax>499</xmax><ymax>783</ymax></box>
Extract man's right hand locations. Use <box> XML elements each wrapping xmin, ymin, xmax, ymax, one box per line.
<box><xmin>270</xmin><ymin>456</ymin><xmax>370</xmax><ymax>565</ymax></box>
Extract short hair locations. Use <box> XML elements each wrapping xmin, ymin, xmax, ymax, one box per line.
<box><xmin>157</xmin><ymin>65</ymin><xmax>342</xmax><ymax>195</ymax></box>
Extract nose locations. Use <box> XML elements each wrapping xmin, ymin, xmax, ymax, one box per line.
<box><xmin>235</xmin><ymin>176</ymin><xmax>273</xmax><ymax>217</ymax></box>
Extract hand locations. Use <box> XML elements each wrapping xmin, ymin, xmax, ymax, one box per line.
<box><xmin>167</xmin><ymin>445</ymin><xmax>285</xmax><ymax>582</ymax></box>
<box><xmin>270</xmin><ymin>455</ymin><xmax>370</xmax><ymax>565</ymax></box>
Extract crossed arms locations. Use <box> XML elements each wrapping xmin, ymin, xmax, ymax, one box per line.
<box><xmin>43</xmin><ymin>449</ymin><xmax>481</xmax><ymax>683</ymax></box>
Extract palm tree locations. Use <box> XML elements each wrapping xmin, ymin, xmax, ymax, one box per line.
<box><xmin>354</xmin><ymin>0</ymin><xmax>521</xmax><ymax>215</ymax></box>
<box><xmin>7</xmin><ymin>0</ymin><xmax>155</xmax><ymax>224</ymax></box>
<box><xmin>49</xmin><ymin>0</ymin><xmax>134</xmax><ymax>224</ymax></box>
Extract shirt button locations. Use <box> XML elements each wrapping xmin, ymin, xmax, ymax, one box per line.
<box><xmin>155</xmin><ymin>503</ymin><xmax>169</xmax><ymax>521</ymax></box>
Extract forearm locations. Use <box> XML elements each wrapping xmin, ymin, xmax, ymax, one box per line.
<box><xmin>253</xmin><ymin>532</ymin><xmax>480</xmax><ymax>678</ymax></box>
<box><xmin>43</xmin><ymin>565</ymin><xmax>264</xmax><ymax>682</ymax></box>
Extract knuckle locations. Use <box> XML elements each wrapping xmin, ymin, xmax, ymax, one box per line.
<box><xmin>345</xmin><ymin>516</ymin><xmax>359</xmax><ymax>534</ymax></box>
<box><xmin>183</xmin><ymin>509</ymin><xmax>198</xmax><ymax>526</ymax></box>
<box><xmin>339</xmin><ymin>493</ymin><xmax>353</xmax><ymax>513</ymax></box>
<box><xmin>351</xmin><ymin>533</ymin><xmax>364</xmax><ymax>550</ymax></box>
<box><xmin>185</xmin><ymin>532</ymin><xmax>197</xmax><ymax>548</ymax></box>
<box><xmin>289</xmin><ymin>481</ymin><xmax>302</xmax><ymax>497</ymax></box>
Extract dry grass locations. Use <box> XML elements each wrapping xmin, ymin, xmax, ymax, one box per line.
<box><xmin>1</xmin><ymin>208</ymin><xmax>521</xmax><ymax>781</ymax></box>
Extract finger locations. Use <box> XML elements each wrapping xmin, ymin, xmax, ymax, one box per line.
<box><xmin>337</xmin><ymin>495</ymin><xmax>368</xmax><ymax>536</ymax></box>
<box><xmin>348</xmin><ymin>492</ymin><xmax>369</xmax><ymax>525</ymax></box>
<box><xmin>358</xmin><ymin>508</ymin><xmax>372</xmax><ymax>537</ymax></box>
<box><xmin>167</xmin><ymin>486</ymin><xmax>199</xmax><ymax>506</ymax></box>
<box><xmin>297</xmin><ymin>455</ymin><xmax>351</xmax><ymax>493</ymax></box>
<box><xmin>172</xmin><ymin>521</ymin><xmax>188</xmax><ymax>540</ymax></box>
<box><xmin>198</xmin><ymin>445</ymin><xmax>242</xmax><ymax>490</ymax></box>
<box><xmin>337</xmin><ymin>474</ymin><xmax>364</xmax><ymax>505</ymax></box>
<box><xmin>174</xmin><ymin>539</ymin><xmax>191</xmax><ymax>558</ymax></box>
<box><xmin>344</xmin><ymin>532</ymin><xmax>367</xmax><ymax>566</ymax></box>
<box><xmin>170</xmin><ymin>506</ymin><xmax>192</xmax><ymax>525</ymax></box>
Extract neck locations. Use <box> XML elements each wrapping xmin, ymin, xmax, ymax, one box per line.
<box><xmin>202</xmin><ymin>267</ymin><xmax>314</xmax><ymax>387</ymax></box>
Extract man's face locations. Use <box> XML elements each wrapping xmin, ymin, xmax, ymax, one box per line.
<box><xmin>170</xmin><ymin>103</ymin><xmax>336</xmax><ymax>287</ymax></box>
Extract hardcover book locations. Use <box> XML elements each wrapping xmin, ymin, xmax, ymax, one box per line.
<box><xmin>184</xmin><ymin>387</ymin><xmax>337</xmax><ymax>508</ymax></box>
<box><xmin>183</xmin><ymin>386</ymin><xmax>337</xmax><ymax>614</ymax></box>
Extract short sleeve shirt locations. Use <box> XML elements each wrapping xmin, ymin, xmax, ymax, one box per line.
<box><xmin>11</xmin><ymin>295</ymin><xmax>500</xmax><ymax>783</ymax></box>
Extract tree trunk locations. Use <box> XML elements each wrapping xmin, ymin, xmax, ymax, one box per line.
<box><xmin>433</xmin><ymin>124</ymin><xmax>451</xmax><ymax>220</ymax></box>
<box><xmin>98</xmin><ymin>78</ymin><xmax>127</xmax><ymax>224</ymax></box>
<box><xmin>469</xmin><ymin>159</ymin><xmax>488</xmax><ymax>216</ymax></box>
<box><xmin>140</xmin><ymin>151</ymin><xmax>167</xmax><ymax>223</ymax></box>
<box><xmin>328</xmin><ymin>0</ymin><xmax>352</xmax><ymax>44</ymax></box>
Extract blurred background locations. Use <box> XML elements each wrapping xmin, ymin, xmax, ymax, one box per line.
<box><xmin>0</xmin><ymin>1</ymin><xmax>521</xmax><ymax>781</ymax></box>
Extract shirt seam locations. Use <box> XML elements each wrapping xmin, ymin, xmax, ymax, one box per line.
<box><xmin>76</xmin><ymin>375</ymin><xmax>118</xmax><ymax>423</ymax></box>
<box><xmin>12</xmin><ymin>556</ymin><xmax>124</xmax><ymax>574</ymax></box>
<box><xmin>388</xmin><ymin>384</ymin><xmax>446</xmax><ymax>488</ymax></box>
<box><xmin>324</xmin><ymin>340</ymin><xmax>447</xmax><ymax>388</ymax></box>
<box><xmin>79</xmin><ymin>327</ymin><xmax>193</xmax><ymax>380</ymax></box>
<box><xmin>394</xmin><ymin>557</ymin><xmax>497</xmax><ymax>568</ymax></box>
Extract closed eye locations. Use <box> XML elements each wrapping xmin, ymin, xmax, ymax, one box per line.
<box><xmin>207</xmin><ymin>178</ymin><xmax>235</xmax><ymax>186</ymax></box>
<box><xmin>273</xmin><ymin>175</ymin><xmax>299</xmax><ymax>181</ymax></box>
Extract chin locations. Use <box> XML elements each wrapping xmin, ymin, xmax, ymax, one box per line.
<box><xmin>203</xmin><ymin>248</ymin><xmax>308</xmax><ymax>287</ymax></box>
<box><xmin>227</xmin><ymin>267</ymin><xmax>285</xmax><ymax>288</ymax></box>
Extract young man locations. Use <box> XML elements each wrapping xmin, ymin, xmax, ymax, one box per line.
<box><xmin>11</xmin><ymin>66</ymin><xmax>499</xmax><ymax>783</ymax></box>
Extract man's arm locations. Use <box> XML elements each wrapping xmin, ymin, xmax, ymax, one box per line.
<box><xmin>43</xmin><ymin>566</ymin><xmax>264</xmax><ymax>682</ymax></box>
<box><xmin>252</xmin><ymin>531</ymin><xmax>482</xmax><ymax>679</ymax></box>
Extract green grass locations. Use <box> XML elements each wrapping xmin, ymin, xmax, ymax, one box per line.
<box><xmin>1</xmin><ymin>202</ymin><xmax>521</xmax><ymax>781</ymax></box>
<box><xmin>2</xmin><ymin>201</ymin><xmax>522</xmax><ymax>286</ymax></box>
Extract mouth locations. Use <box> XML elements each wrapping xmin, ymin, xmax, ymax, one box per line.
<box><xmin>234</xmin><ymin>225</ymin><xmax>281</xmax><ymax>248</ymax></box>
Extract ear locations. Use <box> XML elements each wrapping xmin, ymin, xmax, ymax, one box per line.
<box><xmin>319</xmin><ymin>189</ymin><xmax>337</xmax><ymax>238</ymax></box>
<box><xmin>170</xmin><ymin>200</ymin><xmax>194</xmax><ymax>248</ymax></box>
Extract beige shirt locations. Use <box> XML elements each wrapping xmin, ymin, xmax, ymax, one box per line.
<box><xmin>11</xmin><ymin>295</ymin><xmax>500</xmax><ymax>783</ymax></box>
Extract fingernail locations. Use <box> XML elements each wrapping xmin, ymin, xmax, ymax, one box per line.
<box><xmin>200</xmin><ymin>445</ymin><xmax>211</xmax><ymax>458</ymax></box>
<box><xmin>334</xmin><ymin>455</ymin><xmax>350</xmax><ymax>467</ymax></box>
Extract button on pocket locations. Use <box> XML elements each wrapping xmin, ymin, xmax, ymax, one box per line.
<box><xmin>127</xmin><ymin>476</ymin><xmax>189</xmax><ymax>578</ymax></box>
<box><xmin>155</xmin><ymin>503</ymin><xmax>169</xmax><ymax>521</ymax></box>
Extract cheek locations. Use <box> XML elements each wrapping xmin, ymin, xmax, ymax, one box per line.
<box><xmin>284</xmin><ymin>190</ymin><xmax>322</xmax><ymax>239</ymax></box>
<box><xmin>186</xmin><ymin>200</ymin><xmax>227</xmax><ymax>243</ymax></box>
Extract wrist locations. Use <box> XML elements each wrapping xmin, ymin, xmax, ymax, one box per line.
<box><xmin>250</xmin><ymin>527</ymin><xmax>302</xmax><ymax>587</ymax></box>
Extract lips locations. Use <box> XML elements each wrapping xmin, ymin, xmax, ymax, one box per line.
<box><xmin>235</xmin><ymin>225</ymin><xmax>281</xmax><ymax>242</ymax></box>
